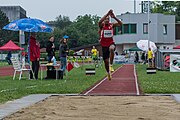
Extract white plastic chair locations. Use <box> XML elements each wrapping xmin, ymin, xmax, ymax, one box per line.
<box><xmin>11</xmin><ymin>57</ymin><xmax>34</xmax><ymax>80</ymax></box>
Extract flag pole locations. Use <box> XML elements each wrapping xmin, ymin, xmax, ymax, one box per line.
<box><xmin>65</xmin><ymin>56</ymin><xmax>68</xmax><ymax>82</ymax></box>
<box><xmin>134</xmin><ymin>0</ymin><xmax>136</xmax><ymax>13</ymax></box>
<box><xmin>148</xmin><ymin>0</ymin><xmax>150</xmax><ymax>49</ymax></box>
<box><xmin>148</xmin><ymin>0</ymin><xmax>150</xmax><ymax>67</ymax></box>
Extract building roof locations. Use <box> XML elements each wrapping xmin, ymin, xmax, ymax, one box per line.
<box><xmin>0</xmin><ymin>6</ymin><xmax>26</xmax><ymax>11</ymax></box>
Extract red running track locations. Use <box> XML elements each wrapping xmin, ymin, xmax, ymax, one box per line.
<box><xmin>0</xmin><ymin>66</ymin><xmax>14</xmax><ymax>77</ymax></box>
<box><xmin>82</xmin><ymin>64</ymin><xmax>140</xmax><ymax>96</ymax></box>
<box><xmin>0</xmin><ymin>65</ymin><xmax>47</xmax><ymax>77</ymax></box>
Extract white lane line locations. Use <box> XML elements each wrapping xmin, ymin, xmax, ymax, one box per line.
<box><xmin>112</xmin><ymin>77</ymin><xmax>134</xmax><ymax>80</ymax></box>
<box><xmin>133</xmin><ymin>64</ymin><xmax>140</xmax><ymax>95</ymax></box>
<box><xmin>83</xmin><ymin>65</ymin><xmax>123</xmax><ymax>95</ymax></box>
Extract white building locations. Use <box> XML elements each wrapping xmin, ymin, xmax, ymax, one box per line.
<box><xmin>113</xmin><ymin>13</ymin><xmax>176</xmax><ymax>54</ymax></box>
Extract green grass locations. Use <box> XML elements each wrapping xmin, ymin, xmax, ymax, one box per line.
<box><xmin>0</xmin><ymin>64</ymin><xmax>120</xmax><ymax>103</ymax></box>
<box><xmin>136</xmin><ymin>64</ymin><xmax>180</xmax><ymax>94</ymax></box>
<box><xmin>1</xmin><ymin>63</ymin><xmax>180</xmax><ymax>104</ymax></box>
<box><xmin>0</xmin><ymin>61</ymin><xmax>10</xmax><ymax>67</ymax></box>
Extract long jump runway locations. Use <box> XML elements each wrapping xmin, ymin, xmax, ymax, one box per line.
<box><xmin>83</xmin><ymin>64</ymin><xmax>140</xmax><ymax>96</ymax></box>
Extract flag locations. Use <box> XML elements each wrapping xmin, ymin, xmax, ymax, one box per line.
<box><xmin>66</xmin><ymin>62</ymin><xmax>74</xmax><ymax>72</ymax></box>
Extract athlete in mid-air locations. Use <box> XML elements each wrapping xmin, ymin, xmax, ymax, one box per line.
<box><xmin>99</xmin><ymin>9</ymin><xmax>122</xmax><ymax>80</ymax></box>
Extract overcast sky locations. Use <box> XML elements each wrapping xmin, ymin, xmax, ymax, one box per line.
<box><xmin>1</xmin><ymin>0</ymin><xmax>143</xmax><ymax>22</ymax></box>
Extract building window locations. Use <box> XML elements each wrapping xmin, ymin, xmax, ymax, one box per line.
<box><xmin>123</xmin><ymin>24</ymin><xmax>129</xmax><ymax>34</ymax></box>
<box><xmin>163</xmin><ymin>25</ymin><xmax>167</xmax><ymax>35</ymax></box>
<box><xmin>130</xmin><ymin>24</ymin><xmax>137</xmax><ymax>34</ymax></box>
<box><xmin>143</xmin><ymin>23</ymin><xmax>148</xmax><ymax>34</ymax></box>
<box><xmin>114</xmin><ymin>26</ymin><xmax>122</xmax><ymax>35</ymax></box>
<box><xmin>114</xmin><ymin>24</ymin><xmax>137</xmax><ymax>34</ymax></box>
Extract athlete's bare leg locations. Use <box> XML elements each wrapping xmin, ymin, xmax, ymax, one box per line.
<box><xmin>104</xmin><ymin>58</ymin><xmax>109</xmax><ymax>73</ymax></box>
<box><xmin>104</xmin><ymin>58</ymin><xmax>112</xmax><ymax>80</ymax></box>
<box><xmin>109</xmin><ymin>44</ymin><xmax>115</xmax><ymax>65</ymax></box>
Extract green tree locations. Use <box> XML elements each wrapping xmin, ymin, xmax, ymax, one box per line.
<box><xmin>0</xmin><ymin>10</ymin><xmax>18</xmax><ymax>46</ymax></box>
<box><xmin>175</xmin><ymin>2</ymin><xmax>180</xmax><ymax>21</ymax></box>
<box><xmin>49</xmin><ymin>15</ymin><xmax>72</xmax><ymax>29</ymax></box>
<box><xmin>38</xmin><ymin>14</ymin><xmax>100</xmax><ymax>49</ymax></box>
<box><xmin>0</xmin><ymin>9</ymin><xmax>10</xmax><ymax>46</ymax></box>
<box><xmin>151</xmin><ymin>1</ymin><xmax>180</xmax><ymax>21</ymax></box>
<box><xmin>66</xmin><ymin>14</ymin><xmax>100</xmax><ymax>47</ymax></box>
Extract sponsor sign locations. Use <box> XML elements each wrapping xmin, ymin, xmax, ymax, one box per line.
<box><xmin>170</xmin><ymin>54</ymin><xmax>180</xmax><ymax>72</ymax></box>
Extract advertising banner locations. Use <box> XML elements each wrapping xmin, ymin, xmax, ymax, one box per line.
<box><xmin>170</xmin><ymin>54</ymin><xmax>180</xmax><ymax>72</ymax></box>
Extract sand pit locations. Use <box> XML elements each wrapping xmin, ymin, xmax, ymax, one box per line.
<box><xmin>4</xmin><ymin>96</ymin><xmax>180</xmax><ymax>120</ymax></box>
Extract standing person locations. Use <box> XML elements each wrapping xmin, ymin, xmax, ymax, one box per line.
<box><xmin>91</xmin><ymin>46</ymin><xmax>98</xmax><ymax>62</ymax></box>
<box><xmin>59</xmin><ymin>35</ymin><xmax>69</xmax><ymax>74</ymax></box>
<box><xmin>141</xmin><ymin>51</ymin><xmax>146</xmax><ymax>64</ymax></box>
<box><xmin>6</xmin><ymin>51</ymin><xmax>12</xmax><ymax>65</ymax></box>
<box><xmin>134</xmin><ymin>51</ymin><xmax>139</xmax><ymax>63</ymax></box>
<box><xmin>46</xmin><ymin>36</ymin><xmax>55</xmax><ymax>63</ymax></box>
<box><xmin>29</xmin><ymin>32</ymin><xmax>40</xmax><ymax>80</ymax></box>
<box><xmin>99</xmin><ymin>9</ymin><xmax>122</xmax><ymax>80</ymax></box>
<box><xmin>148</xmin><ymin>48</ymin><xmax>154</xmax><ymax>67</ymax></box>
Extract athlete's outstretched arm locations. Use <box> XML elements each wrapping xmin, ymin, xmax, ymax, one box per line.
<box><xmin>98</xmin><ymin>9</ymin><xmax>113</xmax><ymax>27</ymax></box>
<box><xmin>110</xmin><ymin>12</ymin><xmax>123</xmax><ymax>27</ymax></box>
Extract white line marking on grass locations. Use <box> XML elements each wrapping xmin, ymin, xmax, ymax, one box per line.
<box><xmin>84</xmin><ymin>65</ymin><xmax>123</xmax><ymax>95</ymax></box>
<box><xmin>26</xmin><ymin>85</ymin><xmax>37</xmax><ymax>89</ymax></box>
<box><xmin>0</xmin><ymin>82</ymin><xmax>64</xmax><ymax>93</ymax></box>
<box><xmin>134</xmin><ymin>64</ymin><xmax>140</xmax><ymax>95</ymax></box>
<box><xmin>0</xmin><ymin>88</ymin><xmax>17</xmax><ymax>93</ymax></box>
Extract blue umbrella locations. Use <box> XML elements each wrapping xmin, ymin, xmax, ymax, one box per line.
<box><xmin>3</xmin><ymin>18</ymin><xmax>53</xmax><ymax>63</ymax></box>
<box><xmin>3</xmin><ymin>18</ymin><xmax>53</xmax><ymax>33</ymax></box>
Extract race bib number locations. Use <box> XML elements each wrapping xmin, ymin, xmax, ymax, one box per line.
<box><xmin>104</xmin><ymin>30</ymin><xmax>113</xmax><ymax>38</ymax></box>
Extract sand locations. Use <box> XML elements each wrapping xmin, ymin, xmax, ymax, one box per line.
<box><xmin>4</xmin><ymin>96</ymin><xmax>180</xmax><ymax>120</ymax></box>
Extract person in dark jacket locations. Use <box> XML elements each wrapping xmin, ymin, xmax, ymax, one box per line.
<box><xmin>29</xmin><ymin>32</ymin><xmax>40</xmax><ymax>79</ymax></box>
<box><xmin>6</xmin><ymin>51</ymin><xmax>12</xmax><ymax>65</ymax></box>
<box><xmin>134</xmin><ymin>51</ymin><xmax>139</xmax><ymax>63</ymax></box>
<box><xmin>141</xmin><ymin>51</ymin><xmax>146</xmax><ymax>64</ymax></box>
<box><xmin>46</xmin><ymin>36</ymin><xmax>55</xmax><ymax>63</ymax></box>
<box><xmin>59</xmin><ymin>35</ymin><xmax>69</xmax><ymax>74</ymax></box>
